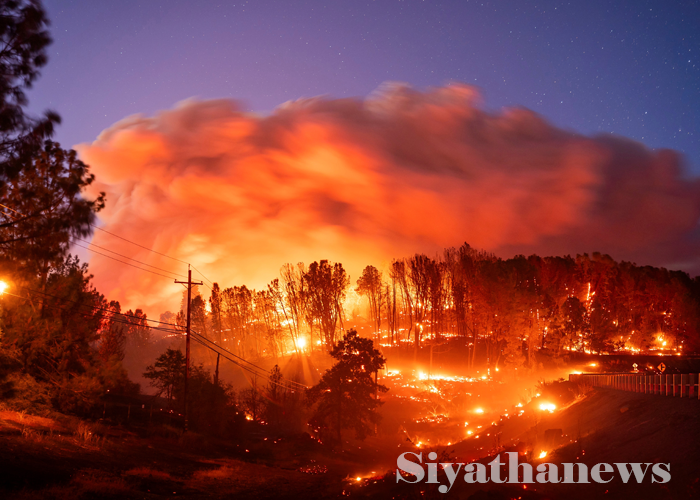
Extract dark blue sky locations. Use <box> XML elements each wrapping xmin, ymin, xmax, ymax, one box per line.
<box><xmin>27</xmin><ymin>0</ymin><xmax>699</xmax><ymax>172</ymax></box>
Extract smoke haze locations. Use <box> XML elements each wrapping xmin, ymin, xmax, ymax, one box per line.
<box><xmin>77</xmin><ymin>83</ymin><xmax>700</xmax><ymax>316</ymax></box>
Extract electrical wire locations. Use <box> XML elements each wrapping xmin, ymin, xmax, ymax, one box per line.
<box><xmin>19</xmin><ymin>286</ymin><xmax>180</xmax><ymax>328</ymax></box>
<box><xmin>189</xmin><ymin>333</ymin><xmax>305</xmax><ymax>391</ymax></box>
<box><xmin>73</xmin><ymin>237</ymin><xmax>187</xmax><ymax>279</ymax></box>
<box><xmin>1</xmin><ymin>201</ymin><xmax>214</xmax><ymax>288</ymax></box>
<box><xmin>189</xmin><ymin>330</ymin><xmax>308</xmax><ymax>390</ymax></box>
<box><xmin>72</xmin><ymin>243</ymin><xmax>185</xmax><ymax>281</ymax></box>
<box><xmin>93</xmin><ymin>226</ymin><xmax>214</xmax><ymax>288</ymax></box>
<box><xmin>11</xmin><ymin>286</ymin><xmax>307</xmax><ymax>390</ymax></box>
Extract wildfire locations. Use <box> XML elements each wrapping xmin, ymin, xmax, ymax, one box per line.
<box><xmin>538</xmin><ymin>403</ymin><xmax>556</xmax><ymax>412</ymax></box>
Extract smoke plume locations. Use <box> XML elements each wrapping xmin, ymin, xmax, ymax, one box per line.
<box><xmin>77</xmin><ymin>83</ymin><xmax>700</xmax><ymax>315</ymax></box>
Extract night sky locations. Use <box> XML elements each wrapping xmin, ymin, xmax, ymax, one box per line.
<box><xmin>27</xmin><ymin>0</ymin><xmax>699</xmax><ymax>172</ymax></box>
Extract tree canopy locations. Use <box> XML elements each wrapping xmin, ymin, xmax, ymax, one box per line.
<box><xmin>306</xmin><ymin>329</ymin><xmax>387</xmax><ymax>445</ymax></box>
<box><xmin>0</xmin><ymin>0</ymin><xmax>60</xmax><ymax>182</ymax></box>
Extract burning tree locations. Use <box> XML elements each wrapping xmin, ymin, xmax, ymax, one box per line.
<box><xmin>356</xmin><ymin>265</ymin><xmax>384</xmax><ymax>344</ymax></box>
<box><xmin>303</xmin><ymin>260</ymin><xmax>349</xmax><ymax>350</ymax></box>
<box><xmin>306</xmin><ymin>329</ymin><xmax>387</xmax><ymax>445</ymax></box>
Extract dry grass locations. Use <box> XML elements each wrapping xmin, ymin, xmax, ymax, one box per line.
<box><xmin>74</xmin><ymin>421</ymin><xmax>103</xmax><ymax>447</ymax></box>
<box><xmin>572</xmin><ymin>382</ymin><xmax>594</xmax><ymax>397</ymax></box>
<box><xmin>0</xmin><ymin>410</ymin><xmax>63</xmax><ymax>432</ymax></box>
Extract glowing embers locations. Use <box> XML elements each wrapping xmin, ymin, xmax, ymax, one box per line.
<box><xmin>414</xmin><ymin>414</ymin><xmax>449</xmax><ymax>424</ymax></box>
<box><xmin>538</xmin><ymin>402</ymin><xmax>556</xmax><ymax>412</ymax></box>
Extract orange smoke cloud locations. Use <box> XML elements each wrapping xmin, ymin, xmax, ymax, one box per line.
<box><xmin>77</xmin><ymin>83</ymin><xmax>700</xmax><ymax>316</ymax></box>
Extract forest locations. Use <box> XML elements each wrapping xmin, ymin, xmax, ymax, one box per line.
<box><xmin>177</xmin><ymin>247</ymin><xmax>700</xmax><ymax>368</ymax></box>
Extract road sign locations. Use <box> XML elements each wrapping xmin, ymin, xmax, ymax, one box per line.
<box><xmin>658</xmin><ymin>363</ymin><xmax>666</xmax><ymax>373</ymax></box>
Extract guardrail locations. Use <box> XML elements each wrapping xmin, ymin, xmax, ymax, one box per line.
<box><xmin>569</xmin><ymin>372</ymin><xmax>699</xmax><ymax>399</ymax></box>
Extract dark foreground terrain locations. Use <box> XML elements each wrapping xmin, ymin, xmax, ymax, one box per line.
<box><xmin>1</xmin><ymin>386</ymin><xmax>699</xmax><ymax>499</ymax></box>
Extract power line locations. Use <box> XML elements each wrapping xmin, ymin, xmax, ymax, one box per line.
<box><xmin>2</xmin><ymin>290</ymin><xmax>177</xmax><ymax>337</ymax></box>
<box><xmin>189</xmin><ymin>332</ymin><xmax>306</xmax><ymax>391</ymax></box>
<box><xmin>72</xmin><ymin>242</ymin><xmax>183</xmax><ymax>281</ymax></box>
<box><xmin>14</xmin><ymin>286</ymin><xmax>306</xmax><ymax>390</ymax></box>
<box><xmin>92</xmin><ymin>227</ymin><xmax>214</xmax><ymax>289</ymax></box>
<box><xmin>1</xmin><ymin>201</ymin><xmax>215</xmax><ymax>289</ymax></box>
<box><xmin>93</xmin><ymin>226</ymin><xmax>190</xmax><ymax>265</ymax></box>
<box><xmin>189</xmin><ymin>330</ymin><xmax>308</xmax><ymax>390</ymax></box>
<box><xmin>19</xmin><ymin>286</ymin><xmax>180</xmax><ymax>328</ymax></box>
<box><xmin>73</xmin><ymin>237</ymin><xmax>187</xmax><ymax>279</ymax></box>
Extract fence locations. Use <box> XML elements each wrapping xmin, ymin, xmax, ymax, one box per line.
<box><xmin>93</xmin><ymin>400</ymin><xmax>185</xmax><ymax>427</ymax></box>
<box><xmin>569</xmin><ymin>372</ymin><xmax>700</xmax><ymax>399</ymax></box>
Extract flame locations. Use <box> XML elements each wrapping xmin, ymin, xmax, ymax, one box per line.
<box><xmin>474</xmin><ymin>408</ymin><xmax>484</xmax><ymax>414</ymax></box>
<box><xmin>538</xmin><ymin>403</ymin><xmax>556</xmax><ymax>412</ymax></box>
<box><xmin>539</xmin><ymin>451</ymin><xmax>547</xmax><ymax>459</ymax></box>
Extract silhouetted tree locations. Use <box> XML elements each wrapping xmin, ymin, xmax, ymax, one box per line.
<box><xmin>144</xmin><ymin>348</ymin><xmax>185</xmax><ymax>408</ymax></box>
<box><xmin>306</xmin><ymin>329</ymin><xmax>387</xmax><ymax>445</ymax></box>
<box><xmin>99</xmin><ymin>300</ymin><xmax>127</xmax><ymax>362</ymax></box>
<box><xmin>0</xmin><ymin>141</ymin><xmax>105</xmax><ymax>279</ymax></box>
<box><xmin>0</xmin><ymin>0</ymin><xmax>60</xmax><ymax>182</ymax></box>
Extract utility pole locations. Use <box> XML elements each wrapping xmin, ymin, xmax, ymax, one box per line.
<box><xmin>175</xmin><ymin>265</ymin><xmax>203</xmax><ymax>432</ymax></box>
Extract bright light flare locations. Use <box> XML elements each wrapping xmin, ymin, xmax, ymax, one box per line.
<box><xmin>356</xmin><ymin>477</ymin><xmax>361</xmax><ymax>482</ymax></box>
<box><xmin>297</xmin><ymin>337</ymin><xmax>307</xmax><ymax>349</ymax></box>
<box><xmin>0</xmin><ymin>281</ymin><xmax>7</xmax><ymax>294</ymax></box>
<box><xmin>539</xmin><ymin>451</ymin><xmax>547</xmax><ymax>459</ymax></box>
<box><xmin>474</xmin><ymin>408</ymin><xmax>484</xmax><ymax>414</ymax></box>
<box><xmin>539</xmin><ymin>403</ymin><xmax>556</xmax><ymax>412</ymax></box>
